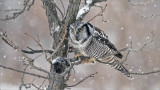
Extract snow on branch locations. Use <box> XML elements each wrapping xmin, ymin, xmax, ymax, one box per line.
<box><xmin>76</xmin><ymin>0</ymin><xmax>93</xmax><ymax>20</ymax></box>
<box><xmin>76</xmin><ymin>0</ymin><xmax>108</xmax><ymax>20</ymax></box>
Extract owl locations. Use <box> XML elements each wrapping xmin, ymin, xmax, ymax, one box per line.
<box><xmin>69</xmin><ymin>21</ymin><xmax>131</xmax><ymax>78</ymax></box>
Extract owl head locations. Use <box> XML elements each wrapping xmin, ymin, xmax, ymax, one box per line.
<box><xmin>69</xmin><ymin>21</ymin><xmax>93</xmax><ymax>44</ymax></box>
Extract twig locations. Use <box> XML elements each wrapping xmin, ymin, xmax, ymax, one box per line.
<box><xmin>22</xmin><ymin>47</ymin><xmax>53</xmax><ymax>54</ymax></box>
<box><xmin>0</xmin><ymin>9</ymin><xmax>22</xmax><ymax>12</ymax></box>
<box><xmin>60</xmin><ymin>0</ymin><xmax>66</xmax><ymax>15</ymax></box>
<box><xmin>121</xmin><ymin>42</ymin><xmax>132</xmax><ymax>64</ymax></box>
<box><xmin>19</xmin><ymin>65</ymin><xmax>29</xmax><ymax>90</ymax></box>
<box><xmin>0</xmin><ymin>64</ymin><xmax>49</xmax><ymax>79</ymax></box>
<box><xmin>25</xmin><ymin>33</ymin><xmax>48</xmax><ymax>62</ymax></box>
<box><xmin>128</xmin><ymin>31</ymin><xmax>154</xmax><ymax>52</ymax></box>
<box><xmin>0</xmin><ymin>30</ymin><xmax>50</xmax><ymax>74</ymax></box>
<box><xmin>128</xmin><ymin>0</ymin><xmax>160</xmax><ymax>19</ymax></box>
<box><xmin>64</xmin><ymin>71</ymin><xmax>71</xmax><ymax>82</ymax></box>
<box><xmin>27</xmin><ymin>0</ymin><xmax>35</xmax><ymax>11</ymax></box>
<box><xmin>130</xmin><ymin>70</ymin><xmax>160</xmax><ymax>75</ymax></box>
<box><xmin>32</xmin><ymin>83</ymin><xmax>39</xmax><ymax>89</ymax></box>
<box><xmin>55</xmin><ymin>4</ymin><xmax>64</xmax><ymax>18</ymax></box>
<box><xmin>0</xmin><ymin>0</ymin><xmax>34</xmax><ymax>21</ymax></box>
<box><xmin>38</xmin><ymin>75</ymin><xmax>48</xmax><ymax>89</ymax></box>
<box><xmin>23</xmin><ymin>79</ymin><xmax>35</xmax><ymax>89</ymax></box>
<box><xmin>128</xmin><ymin>0</ymin><xmax>156</xmax><ymax>6</ymax></box>
<box><xmin>67</xmin><ymin>72</ymin><xmax>98</xmax><ymax>87</ymax></box>
<box><xmin>88</xmin><ymin>4</ymin><xmax>107</xmax><ymax>22</ymax></box>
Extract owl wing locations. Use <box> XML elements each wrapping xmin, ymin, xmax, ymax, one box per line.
<box><xmin>93</xmin><ymin>27</ymin><xmax>123</xmax><ymax>59</ymax></box>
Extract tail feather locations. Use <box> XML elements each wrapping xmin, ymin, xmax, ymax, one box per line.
<box><xmin>109</xmin><ymin>60</ymin><xmax>131</xmax><ymax>78</ymax></box>
<box><xmin>115</xmin><ymin>53</ymin><xmax>123</xmax><ymax>59</ymax></box>
<box><xmin>97</xmin><ymin>59</ymin><xmax>131</xmax><ymax>78</ymax></box>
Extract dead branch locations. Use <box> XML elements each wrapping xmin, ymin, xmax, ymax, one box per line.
<box><xmin>22</xmin><ymin>47</ymin><xmax>53</xmax><ymax>54</ymax></box>
<box><xmin>0</xmin><ymin>0</ymin><xmax>35</xmax><ymax>21</ymax></box>
<box><xmin>88</xmin><ymin>3</ymin><xmax>107</xmax><ymax>22</ymax></box>
<box><xmin>0</xmin><ymin>29</ymin><xmax>50</xmax><ymax>74</ymax></box>
<box><xmin>23</xmin><ymin>79</ymin><xmax>36</xmax><ymax>89</ymax></box>
<box><xmin>130</xmin><ymin>70</ymin><xmax>160</xmax><ymax>75</ymax></box>
<box><xmin>60</xmin><ymin>0</ymin><xmax>66</xmax><ymax>15</ymax></box>
<box><xmin>38</xmin><ymin>76</ymin><xmax>48</xmax><ymax>89</ymax></box>
<box><xmin>0</xmin><ymin>9</ymin><xmax>22</xmax><ymax>12</ymax></box>
<box><xmin>19</xmin><ymin>65</ymin><xmax>29</xmax><ymax>90</ymax></box>
<box><xmin>25</xmin><ymin>33</ymin><xmax>48</xmax><ymax>61</ymax></box>
<box><xmin>128</xmin><ymin>0</ymin><xmax>156</xmax><ymax>6</ymax></box>
<box><xmin>128</xmin><ymin>0</ymin><xmax>160</xmax><ymax>19</ymax></box>
<box><xmin>0</xmin><ymin>64</ymin><xmax>48</xmax><ymax>79</ymax></box>
<box><xmin>67</xmin><ymin>72</ymin><xmax>98</xmax><ymax>87</ymax></box>
<box><xmin>27</xmin><ymin>0</ymin><xmax>35</xmax><ymax>11</ymax></box>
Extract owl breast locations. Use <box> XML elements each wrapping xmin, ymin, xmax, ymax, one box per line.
<box><xmin>81</xmin><ymin>37</ymin><xmax>111</xmax><ymax>59</ymax></box>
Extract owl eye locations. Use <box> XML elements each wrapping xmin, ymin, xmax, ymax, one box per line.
<box><xmin>78</xmin><ymin>28</ymin><xmax>83</xmax><ymax>31</ymax></box>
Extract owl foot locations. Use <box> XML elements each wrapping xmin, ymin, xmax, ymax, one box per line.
<box><xmin>81</xmin><ymin>57</ymin><xmax>96</xmax><ymax>64</ymax></box>
<box><xmin>75</xmin><ymin>53</ymin><xmax>83</xmax><ymax>59</ymax></box>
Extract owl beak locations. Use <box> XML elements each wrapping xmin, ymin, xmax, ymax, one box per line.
<box><xmin>74</xmin><ymin>31</ymin><xmax>77</xmax><ymax>36</ymax></box>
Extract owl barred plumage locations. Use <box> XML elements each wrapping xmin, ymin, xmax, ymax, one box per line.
<box><xmin>69</xmin><ymin>21</ymin><xmax>131</xmax><ymax>78</ymax></box>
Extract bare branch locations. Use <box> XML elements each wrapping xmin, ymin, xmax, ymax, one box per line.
<box><xmin>128</xmin><ymin>31</ymin><xmax>154</xmax><ymax>52</ymax></box>
<box><xmin>0</xmin><ymin>9</ymin><xmax>22</xmax><ymax>12</ymax></box>
<box><xmin>38</xmin><ymin>76</ymin><xmax>48</xmax><ymax>89</ymax></box>
<box><xmin>88</xmin><ymin>3</ymin><xmax>107</xmax><ymax>22</ymax></box>
<box><xmin>0</xmin><ymin>0</ymin><xmax>35</xmax><ymax>21</ymax></box>
<box><xmin>128</xmin><ymin>0</ymin><xmax>156</xmax><ymax>6</ymax></box>
<box><xmin>25</xmin><ymin>33</ymin><xmax>48</xmax><ymax>60</ymax></box>
<box><xmin>60</xmin><ymin>0</ymin><xmax>66</xmax><ymax>15</ymax></box>
<box><xmin>0</xmin><ymin>64</ymin><xmax>48</xmax><ymax>79</ymax></box>
<box><xmin>23</xmin><ymin>79</ymin><xmax>36</xmax><ymax>89</ymax></box>
<box><xmin>67</xmin><ymin>72</ymin><xmax>97</xmax><ymax>87</ymax></box>
<box><xmin>22</xmin><ymin>47</ymin><xmax>53</xmax><ymax>54</ymax></box>
<box><xmin>27</xmin><ymin>0</ymin><xmax>35</xmax><ymax>11</ymax></box>
<box><xmin>19</xmin><ymin>65</ymin><xmax>28</xmax><ymax>90</ymax></box>
<box><xmin>130</xmin><ymin>70</ymin><xmax>160</xmax><ymax>75</ymax></box>
<box><xmin>128</xmin><ymin>0</ymin><xmax>160</xmax><ymax>19</ymax></box>
<box><xmin>55</xmin><ymin>4</ymin><xmax>64</xmax><ymax>18</ymax></box>
<box><xmin>0</xmin><ymin>29</ymin><xmax>50</xmax><ymax>74</ymax></box>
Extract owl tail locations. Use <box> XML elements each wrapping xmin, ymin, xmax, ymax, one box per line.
<box><xmin>107</xmin><ymin>59</ymin><xmax>131</xmax><ymax>78</ymax></box>
<box><xmin>97</xmin><ymin>59</ymin><xmax>131</xmax><ymax>79</ymax></box>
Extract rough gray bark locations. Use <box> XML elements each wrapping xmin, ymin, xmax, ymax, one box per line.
<box><xmin>41</xmin><ymin>0</ymin><xmax>81</xmax><ymax>89</ymax></box>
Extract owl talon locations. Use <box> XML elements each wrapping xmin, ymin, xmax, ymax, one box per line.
<box><xmin>81</xmin><ymin>59</ymin><xmax>94</xmax><ymax>63</ymax></box>
<box><xmin>81</xmin><ymin>57</ymin><xmax>96</xmax><ymax>64</ymax></box>
<box><xmin>75</xmin><ymin>53</ymin><xmax>83</xmax><ymax>59</ymax></box>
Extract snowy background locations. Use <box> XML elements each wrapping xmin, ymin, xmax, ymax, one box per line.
<box><xmin>0</xmin><ymin>0</ymin><xmax>160</xmax><ymax>90</ymax></box>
